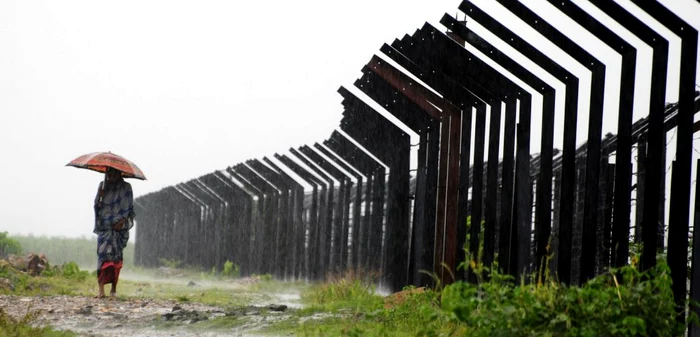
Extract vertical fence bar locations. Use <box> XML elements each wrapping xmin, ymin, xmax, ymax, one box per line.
<box><xmin>689</xmin><ymin>159</ymin><xmax>700</xmax><ymax>337</ymax></box>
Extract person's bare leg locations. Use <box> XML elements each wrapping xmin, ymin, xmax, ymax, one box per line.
<box><xmin>110</xmin><ymin>279</ymin><xmax>117</xmax><ymax>297</ymax></box>
<box><xmin>97</xmin><ymin>281</ymin><xmax>106</xmax><ymax>298</ymax></box>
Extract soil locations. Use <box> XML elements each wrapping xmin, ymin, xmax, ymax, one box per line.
<box><xmin>0</xmin><ymin>293</ymin><xmax>297</xmax><ymax>336</ymax></box>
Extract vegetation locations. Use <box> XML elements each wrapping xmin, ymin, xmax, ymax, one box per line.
<box><xmin>0</xmin><ymin>260</ymin><xmax>94</xmax><ymax>297</ymax></box>
<box><xmin>158</xmin><ymin>258</ymin><xmax>182</xmax><ymax>269</ymax></box>
<box><xmin>295</xmin><ymin>275</ymin><xmax>458</xmax><ymax>336</ymax></box>
<box><xmin>222</xmin><ymin>260</ymin><xmax>240</xmax><ymax>278</ymax></box>
<box><xmin>40</xmin><ymin>261</ymin><xmax>91</xmax><ymax>281</ymax></box>
<box><xmin>0</xmin><ymin>232</ymin><xmax>22</xmax><ymax>258</ymax></box>
<box><xmin>0</xmin><ymin>309</ymin><xmax>75</xmax><ymax>337</ymax></box>
<box><xmin>0</xmin><ymin>233</ymin><xmax>691</xmax><ymax>336</ymax></box>
<box><xmin>12</xmin><ymin>234</ymin><xmax>134</xmax><ymax>270</ymax></box>
<box><xmin>291</xmin><ymin>261</ymin><xmax>690</xmax><ymax>336</ymax></box>
<box><xmin>442</xmin><ymin>262</ymin><xmax>688</xmax><ymax>336</ymax></box>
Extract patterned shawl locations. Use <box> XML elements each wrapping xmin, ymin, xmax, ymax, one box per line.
<box><xmin>94</xmin><ymin>180</ymin><xmax>135</xmax><ymax>271</ymax></box>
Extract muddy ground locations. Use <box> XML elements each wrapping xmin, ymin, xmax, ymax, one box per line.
<box><xmin>0</xmin><ymin>274</ymin><xmax>306</xmax><ymax>337</ymax></box>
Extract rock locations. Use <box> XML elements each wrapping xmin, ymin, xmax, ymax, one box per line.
<box><xmin>172</xmin><ymin>305</ymin><xmax>182</xmax><ymax>312</ymax></box>
<box><xmin>0</xmin><ymin>277</ymin><xmax>14</xmax><ymax>291</ymax></box>
<box><xmin>7</xmin><ymin>254</ymin><xmax>27</xmax><ymax>270</ymax></box>
<box><xmin>26</xmin><ymin>253</ymin><xmax>49</xmax><ymax>276</ymax></box>
<box><xmin>268</xmin><ymin>304</ymin><xmax>288</xmax><ymax>312</ymax></box>
<box><xmin>76</xmin><ymin>305</ymin><xmax>93</xmax><ymax>315</ymax></box>
<box><xmin>187</xmin><ymin>281</ymin><xmax>198</xmax><ymax>287</ymax></box>
<box><xmin>162</xmin><ymin>309</ymin><xmax>208</xmax><ymax>323</ymax></box>
<box><xmin>6</xmin><ymin>253</ymin><xmax>49</xmax><ymax>275</ymax></box>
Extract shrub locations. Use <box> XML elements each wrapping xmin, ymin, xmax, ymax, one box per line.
<box><xmin>222</xmin><ymin>260</ymin><xmax>240</xmax><ymax>278</ymax></box>
<box><xmin>441</xmin><ymin>262</ymin><xmax>687</xmax><ymax>337</ymax></box>
<box><xmin>41</xmin><ymin>262</ymin><xmax>89</xmax><ymax>281</ymax></box>
<box><xmin>158</xmin><ymin>258</ymin><xmax>182</xmax><ymax>269</ymax></box>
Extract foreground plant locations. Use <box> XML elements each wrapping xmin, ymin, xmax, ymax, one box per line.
<box><xmin>442</xmin><ymin>262</ymin><xmax>688</xmax><ymax>337</ymax></box>
<box><xmin>296</xmin><ymin>274</ymin><xmax>460</xmax><ymax>337</ymax></box>
<box><xmin>0</xmin><ymin>309</ymin><xmax>75</xmax><ymax>337</ymax></box>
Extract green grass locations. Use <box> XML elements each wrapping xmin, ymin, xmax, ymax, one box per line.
<box><xmin>0</xmin><ymin>309</ymin><xmax>76</xmax><ymax>337</ymax></box>
<box><xmin>5</xmin><ymin>243</ymin><xmax>683</xmax><ymax>337</ymax></box>
<box><xmin>116</xmin><ymin>277</ymin><xmax>257</xmax><ymax>307</ymax></box>
<box><xmin>193</xmin><ymin>315</ymin><xmax>249</xmax><ymax>330</ymax></box>
<box><xmin>300</xmin><ymin>277</ymin><xmax>383</xmax><ymax>313</ymax></box>
<box><xmin>441</xmin><ymin>262</ymin><xmax>688</xmax><ymax>337</ymax></box>
<box><xmin>289</xmin><ymin>276</ymin><xmax>459</xmax><ymax>337</ymax></box>
<box><xmin>0</xmin><ymin>261</ymin><xmax>95</xmax><ymax>297</ymax></box>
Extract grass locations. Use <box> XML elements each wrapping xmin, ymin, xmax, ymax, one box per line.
<box><xmin>0</xmin><ymin>261</ymin><xmax>95</xmax><ymax>297</ymax></box>
<box><xmin>1</xmin><ymin>233</ymin><xmax>689</xmax><ymax>336</ymax></box>
<box><xmin>116</xmin><ymin>277</ymin><xmax>259</xmax><ymax>307</ymax></box>
<box><xmin>300</xmin><ymin>277</ymin><xmax>383</xmax><ymax>313</ymax></box>
<box><xmin>289</xmin><ymin>274</ymin><xmax>460</xmax><ymax>337</ymax></box>
<box><xmin>0</xmin><ymin>308</ymin><xmax>76</xmax><ymax>337</ymax></box>
<box><xmin>4</xmin><ymin>256</ymin><xmax>686</xmax><ymax>337</ymax></box>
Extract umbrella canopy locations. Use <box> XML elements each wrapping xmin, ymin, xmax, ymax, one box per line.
<box><xmin>66</xmin><ymin>152</ymin><xmax>146</xmax><ymax>180</ymax></box>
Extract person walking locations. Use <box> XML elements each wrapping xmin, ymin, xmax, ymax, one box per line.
<box><xmin>93</xmin><ymin>167</ymin><xmax>135</xmax><ymax>298</ymax></box>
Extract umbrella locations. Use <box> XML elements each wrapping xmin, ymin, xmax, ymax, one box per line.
<box><xmin>66</xmin><ymin>151</ymin><xmax>147</xmax><ymax>180</ymax></box>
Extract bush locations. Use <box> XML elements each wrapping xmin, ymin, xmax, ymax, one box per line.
<box><xmin>158</xmin><ymin>258</ymin><xmax>182</xmax><ymax>269</ymax></box>
<box><xmin>222</xmin><ymin>260</ymin><xmax>240</xmax><ymax>278</ymax></box>
<box><xmin>441</xmin><ymin>262</ymin><xmax>687</xmax><ymax>337</ymax></box>
<box><xmin>41</xmin><ymin>262</ymin><xmax>90</xmax><ymax>281</ymax></box>
<box><xmin>0</xmin><ymin>232</ymin><xmax>22</xmax><ymax>258</ymax></box>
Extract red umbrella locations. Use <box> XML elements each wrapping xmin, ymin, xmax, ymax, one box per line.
<box><xmin>66</xmin><ymin>151</ymin><xmax>147</xmax><ymax>180</ymax></box>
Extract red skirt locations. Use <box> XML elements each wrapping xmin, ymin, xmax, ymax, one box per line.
<box><xmin>97</xmin><ymin>261</ymin><xmax>123</xmax><ymax>285</ymax></box>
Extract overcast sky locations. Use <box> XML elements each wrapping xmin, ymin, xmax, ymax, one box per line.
<box><xmin>1</xmin><ymin>0</ymin><xmax>698</xmax><ymax>238</ymax></box>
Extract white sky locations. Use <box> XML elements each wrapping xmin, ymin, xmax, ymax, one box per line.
<box><xmin>0</xmin><ymin>0</ymin><xmax>698</xmax><ymax>238</ymax></box>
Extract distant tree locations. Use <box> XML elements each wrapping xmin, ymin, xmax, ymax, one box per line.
<box><xmin>12</xmin><ymin>235</ymin><xmax>134</xmax><ymax>269</ymax></box>
<box><xmin>0</xmin><ymin>232</ymin><xmax>22</xmax><ymax>258</ymax></box>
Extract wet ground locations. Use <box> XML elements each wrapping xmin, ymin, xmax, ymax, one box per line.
<box><xmin>0</xmin><ymin>274</ymin><xmax>304</xmax><ymax>337</ymax></box>
<box><xmin>0</xmin><ymin>294</ymin><xmax>301</xmax><ymax>336</ymax></box>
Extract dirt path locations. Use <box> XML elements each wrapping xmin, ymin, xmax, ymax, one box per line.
<box><xmin>0</xmin><ymin>293</ymin><xmax>297</xmax><ymax>336</ymax></box>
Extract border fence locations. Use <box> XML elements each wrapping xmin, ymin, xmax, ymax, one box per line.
<box><xmin>134</xmin><ymin>0</ymin><xmax>700</xmax><ymax>330</ymax></box>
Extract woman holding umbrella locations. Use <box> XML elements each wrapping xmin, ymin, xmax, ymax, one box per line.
<box><xmin>93</xmin><ymin>167</ymin><xmax>135</xmax><ymax>298</ymax></box>
<box><xmin>67</xmin><ymin>151</ymin><xmax>145</xmax><ymax>299</ymax></box>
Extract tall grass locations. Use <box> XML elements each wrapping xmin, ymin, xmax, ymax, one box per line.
<box><xmin>297</xmin><ymin>271</ymin><xmax>458</xmax><ymax>336</ymax></box>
